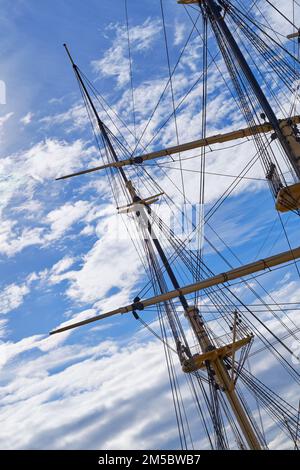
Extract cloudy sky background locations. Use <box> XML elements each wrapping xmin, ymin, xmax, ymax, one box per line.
<box><xmin>0</xmin><ymin>0</ymin><xmax>300</xmax><ymax>449</ymax></box>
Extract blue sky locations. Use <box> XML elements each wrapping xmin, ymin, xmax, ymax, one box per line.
<box><xmin>0</xmin><ymin>0</ymin><xmax>300</xmax><ymax>450</ymax></box>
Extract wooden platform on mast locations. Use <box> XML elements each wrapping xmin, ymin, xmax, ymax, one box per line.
<box><xmin>182</xmin><ymin>335</ymin><xmax>253</xmax><ymax>373</ymax></box>
<box><xmin>276</xmin><ymin>183</ymin><xmax>300</xmax><ymax>212</ymax></box>
<box><xmin>117</xmin><ymin>192</ymin><xmax>164</xmax><ymax>214</ymax></box>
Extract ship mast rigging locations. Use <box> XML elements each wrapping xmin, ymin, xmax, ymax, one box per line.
<box><xmin>52</xmin><ymin>0</ymin><xmax>300</xmax><ymax>450</ymax></box>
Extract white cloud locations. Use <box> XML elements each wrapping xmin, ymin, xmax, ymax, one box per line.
<box><xmin>92</xmin><ymin>18</ymin><xmax>162</xmax><ymax>87</ymax></box>
<box><xmin>0</xmin><ymin>293</ymin><xmax>297</xmax><ymax>450</ymax></box>
<box><xmin>51</xmin><ymin>256</ymin><xmax>75</xmax><ymax>275</ymax></box>
<box><xmin>45</xmin><ymin>200</ymin><xmax>92</xmax><ymax>242</ymax></box>
<box><xmin>254</xmin><ymin>0</ymin><xmax>295</xmax><ymax>37</ymax></box>
<box><xmin>40</xmin><ymin>103</ymin><xmax>88</xmax><ymax>131</ymax></box>
<box><xmin>62</xmin><ymin>214</ymin><xmax>143</xmax><ymax>305</ymax></box>
<box><xmin>0</xmin><ymin>138</ymin><xmax>99</xmax><ymax>256</ymax></box>
<box><xmin>0</xmin><ymin>283</ymin><xmax>30</xmax><ymax>315</ymax></box>
<box><xmin>0</xmin><ymin>112</ymin><xmax>13</xmax><ymax>128</ymax></box>
<box><xmin>0</xmin><ymin>138</ymin><xmax>94</xmax><ymax>213</ymax></box>
<box><xmin>0</xmin><ymin>112</ymin><xmax>13</xmax><ymax>140</ymax></box>
<box><xmin>0</xmin><ymin>222</ymin><xmax>44</xmax><ymax>257</ymax></box>
<box><xmin>0</xmin><ymin>199</ymin><xmax>96</xmax><ymax>257</ymax></box>
<box><xmin>0</xmin><ymin>326</ymin><xmax>183</xmax><ymax>449</ymax></box>
<box><xmin>80</xmin><ymin>224</ymin><xmax>94</xmax><ymax>236</ymax></box>
<box><xmin>22</xmin><ymin>138</ymin><xmax>95</xmax><ymax>182</ymax></box>
<box><xmin>0</xmin><ymin>319</ymin><xmax>8</xmax><ymax>339</ymax></box>
<box><xmin>20</xmin><ymin>112</ymin><xmax>34</xmax><ymax>125</ymax></box>
<box><xmin>174</xmin><ymin>21</ymin><xmax>186</xmax><ymax>46</ymax></box>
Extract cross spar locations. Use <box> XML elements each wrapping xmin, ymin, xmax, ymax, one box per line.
<box><xmin>50</xmin><ymin>245</ymin><xmax>300</xmax><ymax>335</ymax></box>
<box><xmin>55</xmin><ymin>118</ymin><xmax>300</xmax><ymax>182</ymax></box>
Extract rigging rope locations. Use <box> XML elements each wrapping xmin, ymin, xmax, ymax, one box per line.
<box><xmin>124</xmin><ymin>0</ymin><xmax>137</xmax><ymax>144</ymax></box>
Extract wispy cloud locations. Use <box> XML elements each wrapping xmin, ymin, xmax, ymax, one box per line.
<box><xmin>20</xmin><ymin>112</ymin><xmax>34</xmax><ymax>125</ymax></box>
<box><xmin>92</xmin><ymin>18</ymin><xmax>162</xmax><ymax>88</ymax></box>
<box><xmin>0</xmin><ymin>283</ymin><xmax>30</xmax><ymax>315</ymax></box>
<box><xmin>0</xmin><ymin>139</ymin><xmax>97</xmax><ymax>256</ymax></box>
<box><xmin>0</xmin><ymin>112</ymin><xmax>13</xmax><ymax>128</ymax></box>
<box><xmin>0</xmin><ymin>112</ymin><xmax>14</xmax><ymax>141</ymax></box>
<box><xmin>0</xmin><ymin>328</ymin><xmax>182</xmax><ymax>449</ymax></box>
<box><xmin>174</xmin><ymin>20</ymin><xmax>186</xmax><ymax>46</ymax></box>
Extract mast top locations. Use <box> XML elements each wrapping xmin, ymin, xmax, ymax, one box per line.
<box><xmin>63</xmin><ymin>43</ymin><xmax>76</xmax><ymax>67</ymax></box>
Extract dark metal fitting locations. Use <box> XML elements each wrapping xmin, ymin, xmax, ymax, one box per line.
<box><xmin>132</xmin><ymin>297</ymin><xmax>144</xmax><ymax>311</ymax></box>
<box><xmin>132</xmin><ymin>311</ymin><xmax>139</xmax><ymax>320</ymax></box>
<box><xmin>270</xmin><ymin>132</ymin><xmax>277</xmax><ymax>141</ymax></box>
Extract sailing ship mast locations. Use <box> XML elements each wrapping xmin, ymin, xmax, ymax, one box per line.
<box><xmin>51</xmin><ymin>0</ymin><xmax>300</xmax><ymax>450</ymax></box>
